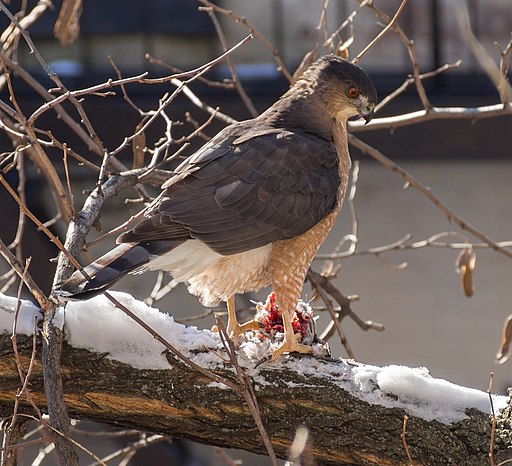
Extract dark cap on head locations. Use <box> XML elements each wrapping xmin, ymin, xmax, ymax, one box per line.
<box><xmin>315</xmin><ymin>54</ymin><xmax>377</xmax><ymax>104</ymax></box>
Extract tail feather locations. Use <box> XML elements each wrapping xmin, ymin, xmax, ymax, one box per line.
<box><xmin>56</xmin><ymin>240</ymin><xmax>182</xmax><ymax>300</ymax></box>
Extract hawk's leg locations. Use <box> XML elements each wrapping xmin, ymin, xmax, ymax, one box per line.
<box><xmin>213</xmin><ymin>295</ymin><xmax>260</xmax><ymax>339</ymax></box>
<box><xmin>271</xmin><ymin>307</ymin><xmax>312</xmax><ymax>361</ymax></box>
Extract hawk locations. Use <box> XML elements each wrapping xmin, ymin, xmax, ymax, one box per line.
<box><xmin>58</xmin><ymin>55</ymin><xmax>377</xmax><ymax>359</ymax></box>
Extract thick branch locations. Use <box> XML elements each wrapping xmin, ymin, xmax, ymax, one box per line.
<box><xmin>1</xmin><ymin>298</ymin><xmax>511</xmax><ymax>465</ymax></box>
<box><xmin>350</xmin><ymin>103</ymin><xmax>512</xmax><ymax>132</ymax></box>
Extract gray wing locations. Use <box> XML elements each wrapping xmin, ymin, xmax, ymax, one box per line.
<box><xmin>119</xmin><ymin>123</ymin><xmax>340</xmax><ymax>255</ymax></box>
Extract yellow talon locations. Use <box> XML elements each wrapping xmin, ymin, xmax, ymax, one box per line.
<box><xmin>271</xmin><ymin>339</ymin><xmax>312</xmax><ymax>361</ymax></box>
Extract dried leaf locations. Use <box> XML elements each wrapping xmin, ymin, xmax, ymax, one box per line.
<box><xmin>456</xmin><ymin>247</ymin><xmax>476</xmax><ymax>297</ymax></box>
<box><xmin>54</xmin><ymin>0</ymin><xmax>83</xmax><ymax>45</ymax></box>
<box><xmin>132</xmin><ymin>123</ymin><xmax>146</xmax><ymax>169</ymax></box>
<box><xmin>496</xmin><ymin>314</ymin><xmax>512</xmax><ymax>364</ymax></box>
<box><xmin>291</xmin><ymin>50</ymin><xmax>317</xmax><ymax>84</ymax></box>
<box><xmin>336</xmin><ymin>36</ymin><xmax>354</xmax><ymax>60</ymax></box>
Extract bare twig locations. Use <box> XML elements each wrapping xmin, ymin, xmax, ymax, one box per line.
<box><xmin>104</xmin><ymin>292</ymin><xmax>241</xmax><ymax>392</ymax></box>
<box><xmin>86</xmin><ymin>433</ymin><xmax>166</xmax><ymax>466</ymax></box>
<box><xmin>0</xmin><ymin>53</ymin><xmax>105</xmax><ymax>156</ymax></box>
<box><xmin>196</xmin><ymin>0</ymin><xmax>292</xmax><ymax>82</ymax></box>
<box><xmin>1</xmin><ymin>260</ymin><xmax>40</xmax><ymax>466</ymax></box>
<box><xmin>170</xmin><ymin>78</ymin><xmax>238</xmax><ymax>125</ymax></box>
<box><xmin>146</xmin><ymin>53</ymin><xmax>236</xmax><ymax>89</ymax></box>
<box><xmin>199</xmin><ymin>2</ymin><xmax>258</xmax><ymax>117</ymax></box>
<box><xmin>214</xmin><ymin>447</ymin><xmax>242</xmax><ymax>466</ymax></box>
<box><xmin>488</xmin><ymin>372</ymin><xmax>496</xmax><ymax>466</ymax></box>
<box><xmin>348</xmin><ymin>134</ymin><xmax>512</xmax><ymax>260</ymax></box>
<box><xmin>323</xmin><ymin>0</ymin><xmax>370</xmax><ymax>51</ymax></box>
<box><xmin>457</xmin><ymin>4</ymin><xmax>512</xmax><ymax>104</ymax></box>
<box><xmin>314</xmin><ymin>231</ymin><xmax>512</xmax><ymax>261</ymax></box>
<box><xmin>0</xmin><ymin>238</ymin><xmax>50</xmax><ymax>309</ymax></box>
<box><xmin>402</xmin><ymin>415</ymin><xmax>413</xmax><ymax>465</ymax></box>
<box><xmin>0</xmin><ymin>54</ymin><xmax>73</xmax><ymax>221</ymax></box>
<box><xmin>0</xmin><ymin>174</ymin><xmax>78</xmax><ymax>274</ymax></box>
<box><xmin>62</xmin><ymin>144</ymin><xmax>76</xmax><ymax>218</ymax></box>
<box><xmin>360</xmin><ymin>1</ymin><xmax>432</xmax><ymax>110</ymax></box>
<box><xmin>353</xmin><ymin>0</ymin><xmax>409</xmax><ymax>63</ymax></box>
<box><xmin>0</xmin><ymin>0</ymin><xmax>50</xmax><ymax>58</ymax></box>
<box><xmin>17</xmin><ymin>414</ymin><xmax>106</xmax><ymax>466</ymax></box>
<box><xmin>375</xmin><ymin>60</ymin><xmax>462</xmax><ymax>114</ymax></box>
<box><xmin>329</xmin><ymin>161</ymin><xmax>360</xmax><ymax>260</ymax></box>
<box><xmin>307</xmin><ymin>270</ymin><xmax>384</xmax><ymax>340</ymax></box>
<box><xmin>351</xmin><ymin>102</ymin><xmax>512</xmax><ymax>133</ymax></box>
<box><xmin>108</xmin><ymin>35</ymin><xmax>252</xmax><ymax>159</ymax></box>
<box><xmin>8</xmin><ymin>151</ymin><xmax>26</xmax><ymax>261</ymax></box>
<box><xmin>27</xmin><ymin>34</ymin><xmax>253</xmax><ymax>126</ymax></box>
<box><xmin>307</xmin><ymin>269</ymin><xmax>355</xmax><ymax>358</ymax></box>
<box><xmin>216</xmin><ymin>317</ymin><xmax>279</xmax><ymax>466</ymax></box>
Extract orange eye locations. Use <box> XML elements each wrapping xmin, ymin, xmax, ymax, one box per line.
<box><xmin>347</xmin><ymin>87</ymin><xmax>359</xmax><ymax>98</ymax></box>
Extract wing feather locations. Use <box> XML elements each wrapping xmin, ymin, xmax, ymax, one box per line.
<box><xmin>119</xmin><ymin>122</ymin><xmax>341</xmax><ymax>255</ymax></box>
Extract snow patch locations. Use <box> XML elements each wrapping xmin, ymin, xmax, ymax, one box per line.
<box><xmin>0</xmin><ymin>292</ymin><xmax>507</xmax><ymax>424</ymax></box>
<box><xmin>351</xmin><ymin>364</ymin><xmax>506</xmax><ymax>423</ymax></box>
<box><xmin>60</xmin><ymin>292</ymin><xmax>221</xmax><ymax>369</ymax></box>
<box><xmin>0</xmin><ymin>294</ymin><xmax>40</xmax><ymax>335</ymax></box>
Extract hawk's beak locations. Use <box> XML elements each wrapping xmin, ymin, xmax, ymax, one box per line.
<box><xmin>359</xmin><ymin>107</ymin><xmax>374</xmax><ymax>125</ymax></box>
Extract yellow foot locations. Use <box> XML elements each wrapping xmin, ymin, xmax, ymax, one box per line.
<box><xmin>211</xmin><ymin>319</ymin><xmax>260</xmax><ymax>339</ymax></box>
<box><xmin>271</xmin><ymin>338</ymin><xmax>312</xmax><ymax>361</ymax></box>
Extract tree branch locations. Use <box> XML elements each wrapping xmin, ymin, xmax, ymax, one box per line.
<box><xmin>1</xmin><ymin>296</ymin><xmax>511</xmax><ymax>465</ymax></box>
<box><xmin>347</xmin><ymin>134</ymin><xmax>512</xmax><ymax>260</ymax></box>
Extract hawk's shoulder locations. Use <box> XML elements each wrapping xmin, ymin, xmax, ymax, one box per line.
<box><xmin>121</xmin><ymin>123</ymin><xmax>341</xmax><ymax>255</ymax></box>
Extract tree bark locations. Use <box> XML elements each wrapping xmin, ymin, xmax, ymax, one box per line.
<box><xmin>1</xmin><ymin>331</ymin><xmax>512</xmax><ymax>465</ymax></box>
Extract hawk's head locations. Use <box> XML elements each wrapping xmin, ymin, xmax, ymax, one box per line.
<box><xmin>310</xmin><ymin>54</ymin><xmax>377</xmax><ymax>124</ymax></box>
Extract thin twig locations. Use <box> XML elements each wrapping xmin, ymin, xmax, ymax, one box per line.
<box><xmin>307</xmin><ymin>270</ymin><xmax>355</xmax><ymax>358</ymax></box>
<box><xmin>199</xmin><ymin>3</ymin><xmax>258</xmax><ymax>117</ymax></box>
<box><xmin>86</xmin><ymin>433</ymin><xmax>166</xmax><ymax>466</ymax></box>
<box><xmin>375</xmin><ymin>60</ymin><xmax>462</xmax><ymax>114</ymax></box>
<box><xmin>348</xmin><ymin>134</ymin><xmax>512</xmax><ymax>260</ymax></box>
<box><xmin>307</xmin><ymin>269</ymin><xmax>385</xmax><ymax>338</ymax></box>
<box><xmin>0</xmin><ymin>174</ymin><xmax>80</xmax><ymax>273</ymax></box>
<box><xmin>196</xmin><ymin>0</ymin><xmax>292</xmax><ymax>82</ymax></box>
<box><xmin>330</xmin><ymin>161</ymin><xmax>360</xmax><ymax>259</ymax></box>
<box><xmin>170</xmin><ymin>78</ymin><xmax>238</xmax><ymax>125</ymax></box>
<box><xmin>2</xmin><ymin>259</ymin><xmax>40</xmax><ymax>465</ymax></box>
<box><xmin>353</xmin><ymin>0</ymin><xmax>409</xmax><ymax>63</ymax></box>
<box><xmin>108</xmin><ymin>36</ymin><xmax>252</xmax><ymax>159</ymax></box>
<box><xmin>216</xmin><ymin>317</ymin><xmax>279</xmax><ymax>466</ymax></box>
<box><xmin>323</xmin><ymin>0</ymin><xmax>370</xmax><ymax>51</ymax></box>
<box><xmin>8</xmin><ymin>151</ymin><xmax>26</xmax><ymax>261</ymax></box>
<box><xmin>0</xmin><ymin>238</ymin><xmax>50</xmax><ymax>309</ymax></box>
<box><xmin>488</xmin><ymin>372</ymin><xmax>496</xmax><ymax>466</ymax></box>
<box><xmin>457</xmin><ymin>4</ymin><xmax>512</xmax><ymax>104</ymax></box>
<box><xmin>0</xmin><ymin>53</ymin><xmax>104</xmax><ymax>156</ymax></box>
<box><xmin>0</xmin><ymin>54</ymin><xmax>73</xmax><ymax>221</ymax></box>
<box><xmin>103</xmin><ymin>292</ymin><xmax>241</xmax><ymax>392</ymax></box>
<box><xmin>214</xmin><ymin>447</ymin><xmax>242</xmax><ymax>466</ymax></box>
<box><xmin>401</xmin><ymin>415</ymin><xmax>413</xmax><ymax>465</ymax></box>
<box><xmin>360</xmin><ymin>1</ymin><xmax>431</xmax><ymax>110</ymax></box>
<box><xmin>27</xmin><ymin>34</ymin><xmax>253</xmax><ymax>125</ymax></box>
<box><xmin>314</xmin><ymin>230</ymin><xmax>511</xmax><ymax>260</ymax></box>
<box><xmin>146</xmin><ymin>53</ymin><xmax>236</xmax><ymax>89</ymax></box>
<box><xmin>62</xmin><ymin>144</ymin><xmax>76</xmax><ymax>218</ymax></box>
<box><xmin>17</xmin><ymin>414</ymin><xmax>107</xmax><ymax>466</ymax></box>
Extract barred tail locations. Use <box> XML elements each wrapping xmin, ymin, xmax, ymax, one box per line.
<box><xmin>56</xmin><ymin>240</ymin><xmax>181</xmax><ymax>300</ymax></box>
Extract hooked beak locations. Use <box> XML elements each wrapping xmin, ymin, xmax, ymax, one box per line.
<box><xmin>362</xmin><ymin>110</ymin><xmax>374</xmax><ymax>125</ymax></box>
<box><xmin>359</xmin><ymin>106</ymin><xmax>375</xmax><ymax>125</ymax></box>
<box><xmin>349</xmin><ymin>105</ymin><xmax>375</xmax><ymax>124</ymax></box>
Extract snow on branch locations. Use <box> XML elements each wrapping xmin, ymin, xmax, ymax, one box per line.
<box><xmin>1</xmin><ymin>292</ymin><xmax>511</xmax><ymax>465</ymax></box>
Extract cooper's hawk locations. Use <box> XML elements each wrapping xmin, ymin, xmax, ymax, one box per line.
<box><xmin>58</xmin><ymin>55</ymin><xmax>377</xmax><ymax>359</ymax></box>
